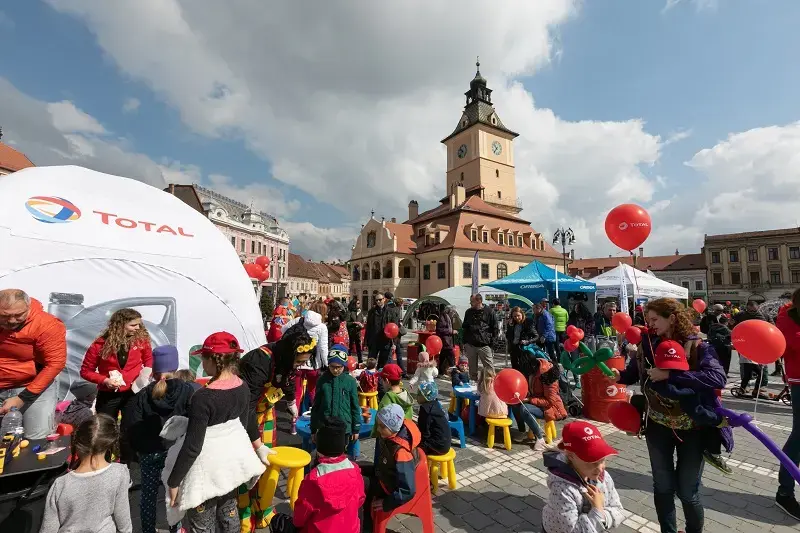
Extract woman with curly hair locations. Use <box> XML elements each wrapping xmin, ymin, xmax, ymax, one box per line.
<box><xmin>613</xmin><ymin>297</ymin><xmax>731</xmax><ymax>533</ymax></box>
<box><xmin>514</xmin><ymin>356</ymin><xmax>566</xmax><ymax>451</ymax></box>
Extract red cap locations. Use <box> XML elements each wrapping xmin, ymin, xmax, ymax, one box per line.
<box><xmin>190</xmin><ymin>332</ymin><xmax>244</xmax><ymax>356</ymax></box>
<box><xmin>380</xmin><ymin>363</ymin><xmax>403</xmax><ymax>381</ymax></box>
<box><xmin>558</xmin><ymin>421</ymin><xmax>617</xmax><ymax>463</ymax></box>
<box><xmin>654</xmin><ymin>340</ymin><xmax>688</xmax><ymax>371</ymax></box>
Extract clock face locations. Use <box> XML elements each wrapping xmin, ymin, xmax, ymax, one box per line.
<box><xmin>492</xmin><ymin>141</ymin><xmax>502</xmax><ymax>156</ymax></box>
<box><xmin>457</xmin><ymin>144</ymin><xmax>468</xmax><ymax>159</ymax></box>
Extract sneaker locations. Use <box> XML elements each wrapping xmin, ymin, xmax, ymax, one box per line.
<box><xmin>532</xmin><ymin>439</ymin><xmax>547</xmax><ymax>452</ymax></box>
<box><xmin>513</xmin><ymin>433</ymin><xmax>533</xmax><ymax>445</ymax></box>
<box><xmin>703</xmin><ymin>452</ymin><xmax>732</xmax><ymax>475</ymax></box>
<box><xmin>776</xmin><ymin>493</ymin><xmax>800</xmax><ymax>520</ymax></box>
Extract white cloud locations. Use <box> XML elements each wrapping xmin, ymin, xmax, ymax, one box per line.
<box><xmin>662</xmin><ymin>0</ymin><xmax>719</xmax><ymax>13</ymax></box>
<box><xmin>47</xmin><ymin>100</ymin><xmax>107</xmax><ymax>134</ymax></box>
<box><xmin>122</xmin><ymin>97</ymin><xmax>140</xmax><ymax>113</ymax></box>
<box><xmin>664</xmin><ymin>129</ymin><xmax>693</xmax><ymax>146</ymax></box>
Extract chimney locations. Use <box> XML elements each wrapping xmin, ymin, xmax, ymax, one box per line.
<box><xmin>408</xmin><ymin>200</ymin><xmax>418</xmax><ymax>220</ymax></box>
<box><xmin>638</xmin><ymin>247</ymin><xmax>644</xmax><ymax>257</ymax></box>
<box><xmin>169</xmin><ymin>184</ymin><xmax>175</xmax><ymax>195</ymax></box>
<box><xmin>391</xmin><ymin>217</ymin><xmax>396</xmax><ymax>223</ymax></box>
<box><xmin>570</xmin><ymin>249</ymin><xmax>575</xmax><ymax>260</ymax></box>
<box><xmin>455</xmin><ymin>184</ymin><xmax>466</xmax><ymax>206</ymax></box>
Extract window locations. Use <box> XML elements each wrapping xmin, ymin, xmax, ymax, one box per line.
<box><xmin>695</xmin><ymin>280</ymin><xmax>703</xmax><ymax>291</ymax></box>
<box><xmin>517</xmin><ymin>236</ymin><xmax>523</xmax><ymax>247</ymax></box>
<box><xmin>401</xmin><ymin>265</ymin><xmax>411</xmax><ymax>278</ymax></box>
<box><xmin>769</xmin><ymin>247</ymin><xmax>779</xmax><ymax>261</ymax></box>
<box><xmin>730</xmin><ymin>271</ymin><xmax>741</xmax><ymax>285</ymax></box>
<box><xmin>729</xmin><ymin>250</ymin><xmax>739</xmax><ymax>263</ymax></box>
<box><xmin>495</xmin><ymin>169</ymin><xmax>499</xmax><ymax>178</ymax></box>
<box><xmin>497</xmin><ymin>263</ymin><xmax>508</xmax><ymax>279</ymax></box>
<box><xmin>257</xmin><ymin>242</ymin><xmax>262</xmax><ymax>255</ymax></box>
<box><xmin>748</xmin><ymin>249</ymin><xmax>758</xmax><ymax>262</ymax></box>
<box><xmin>791</xmin><ymin>247</ymin><xmax>800</xmax><ymax>260</ymax></box>
<box><xmin>240</xmin><ymin>240</ymin><xmax>245</xmax><ymax>252</ymax></box>
<box><xmin>770</xmin><ymin>271</ymin><xmax>781</xmax><ymax>284</ymax></box>
<box><xmin>792</xmin><ymin>271</ymin><xmax>800</xmax><ymax>284</ymax></box>
<box><xmin>498</xmin><ymin>233</ymin><xmax>505</xmax><ymax>246</ymax></box>
<box><xmin>460</xmin><ymin>172</ymin><xmax>464</xmax><ymax>181</ymax></box>
<box><xmin>681</xmin><ymin>281</ymin><xmax>690</xmax><ymax>290</ymax></box>
<box><xmin>711</xmin><ymin>251</ymin><xmax>720</xmax><ymax>264</ymax></box>
<box><xmin>423</xmin><ymin>265</ymin><xmax>430</xmax><ymax>280</ymax></box>
<box><xmin>481</xmin><ymin>263</ymin><xmax>489</xmax><ymax>279</ymax></box>
<box><xmin>251</xmin><ymin>241</ymin><xmax>256</xmax><ymax>254</ymax></box>
<box><xmin>437</xmin><ymin>263</ymin><xmax>446</xmax><ymax>279</ymax></box>
<box><xmin>497</xmin><ymin>191</ymin><xmax>502</xmax><ymax>199</ymax></box>
<box><xmin>231</xmin><ymin>236</ymin><xmax>236</xmax><ymax>247</ymax></box>
<box><xmin>749</xmin><ymin>271</ymin><xmax>760</xmax><ymax>284</ymax></box>
<box><xmin>418</xmin><ymin>228</ymin><xmax>425</xmax><ymax>237</ymax></box>
<box><xmin>482</xmin><ymin>231</ymin><xmax>488</xmax><ymax>243</ymax></box>
<box><xmin>470</xmin><ymin>229</ymin><xmax>478</xmax><ymax>241</ymax></box>
<box><xmin>463</xmin><ymin>262</ymin><xmax>472</xmax><ymax>278</ymax></box>
<box><xmin>366</xmin><ymin>231</ymin><xmax>376</xmax><ymax>248</ymax></box>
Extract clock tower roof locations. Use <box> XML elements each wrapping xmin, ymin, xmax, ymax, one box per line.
<box><xmin>441</xmin><ymin>58</ymin><xmax>518</xmax><ymax>143</ymax></box>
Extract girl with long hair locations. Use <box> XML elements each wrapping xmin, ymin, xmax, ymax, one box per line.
<box><xmin>613</xmin><ymin>298</ymin><xmax>730</xmax><ymax>533</ymax></box>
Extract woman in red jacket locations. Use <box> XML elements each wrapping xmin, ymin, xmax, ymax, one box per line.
<box><xmin>515</xmin><ymin>356</ymin><xmax>567</xmax><ymax>450</ymax></box>
<box><xmin>80</xmin><ymin>308</ymin><xmax>152</xmax><ymax>462</ymax></box>
<box><xmin>775</xmin><ymin>288</ymin><xmax>800</xmax><ymax>519</ymax></box>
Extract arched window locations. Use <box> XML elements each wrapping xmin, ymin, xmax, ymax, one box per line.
<box><xmin>372</xmin><ymin>262</ymin><xmax>381</xmax><ymax>279</ymax></box>
<box><xmin>497</xmin><ymin>262</ymin><xmax>508</xmax><ymax>279</ymax></box>
<box><xmin>383</xmin><ymin>260</ymin><xmax>393</xmax><ymax>279</ymax></box>
<box><xmin>362</xmin><ymin>263</ymin><xmax>370</xmax><ymax>280</ymax></box>
<box><xmin>362</xmin><ymin>290</ymin><xmax>369</xmax><ymax>310</ymax></box>
<box><xmin>352</xmin><ymin>266</ymin><xmax>360</xmax><ymax>281</ymax></box>
<box><xmin>366</xmin><ymin>231</ymin><xmax>376</xmax><ymax>248</ymax></box>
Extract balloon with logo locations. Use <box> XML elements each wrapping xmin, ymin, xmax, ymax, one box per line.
<box><xmin>346</xmin><ymin>356</ymin><xmax>358</xmax><ymax>372</ymax></box>
<box><xmin>255</xmin><ymin>256</ymin><xmax>271</xmax><ymax>269</ymax></box>
<box><xmin>383</xmin><ymin>322</ymin><xmax>399</xmax><ymax>339</ymax></box>
<box><xmin>731</xmin><ymin>320</ymin><xmax>786</xmax><ymax>365</ymax></box>
<box><xmin>494</xmin><ymin>368</ymin><xmax>528</xmax><ymax>405</ymax></box>
<box><xmin>425</xmin><ymin>334</ymin><xmax>443</xmax><ymax>356</ymax></box>
<box><xmin>611</xmin><ymin>312</ymin><xmax>632</xmax><ymax>333</ymax></box>
<box><xmin>692</xmin><ymin>299</ymin><xmax>707</xmax><ymax>314</ymax></box>
<box><xmin>605</xmin><ymin>203</ymin><xmax>652</xmax><ymax>251</ymax></box>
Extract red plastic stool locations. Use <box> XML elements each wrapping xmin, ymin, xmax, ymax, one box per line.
<box><xmin>371</xmin><ymin>449</ymin><xmax>435</xmax><ymax>533</ymax></box>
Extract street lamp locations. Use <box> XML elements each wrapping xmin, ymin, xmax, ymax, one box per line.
<box><xmin>552</xmin><ymin>227</ymin><xmax>575</xmax><ymax>276</ymax></box>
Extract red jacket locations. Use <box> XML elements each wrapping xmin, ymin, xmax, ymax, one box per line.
<box><xmin>0</xmin><ymin>299</ymin><xmax>66</xmax><ymax>396</ymax></box>
<box><xmin>777</xmin><ymin>304</ymin><xmax>800</xmax><ymax>386</ymax></box>
<box><xmin>293</xmin><ymin>455</ymin><xmax>365</xmax><ymax>533</ymax></box>
<box><xmin>267</xmin><ymin>306</ymin><xmax>289</xmax><ymax>343</ymax></box>
<box><xmin>527</xmin><ymin>359</ymin><xmax>568</xmax><ymax>422</ymax></box>
<box><xmin>80</xmin><ymin>337</ymin><xmax>153</xmax><ymax>392</ymax></box>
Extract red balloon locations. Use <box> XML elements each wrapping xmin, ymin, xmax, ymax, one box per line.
<box><xmin>255</xmin><ymin>256</ymin><xmax>270</xmax><ymax>269</ymax></box>
<box><xmin>566</xmin><ymin>325</ymin><xmax>577</xmax><ymax>336</ymax></box>
<box><xmin>731</xmin><ymin>320</ymin><xmax>786</xmax><ymax>365</ymax></box>
<box><xmin>563</xmin><ymin>338</ymin><xmax>578</xmax><ymax>352</ymax></box>
<box><xmin>244</xmin><ymin>263</ymin><xmax>264</xmax><ymax>280</ymax></box>
<box><xmin>726</xmin><ymin>301</ymin><xmax>732</xmax><ymax>306</ymax></box>
<box><xmin>611</xmin><ymin>312</ymin><xmax>632</xmax><ymax>334</ymax></box>
<box><xmin>425</xmin><ymin>335</ymin><xmax>443</xmax><ymax>356</ymax></box>
<box><xmin>384</xmin><ymin>323</ymin><xmax>399</xmax><ymax>339</ymax></box>
<box><xmin>608</xmin><ymin>401</ymin><xmax>641</xmax><ymax>434</ymax></box>
<box><xmin>569</xmin><ymin>328</ymin><xmax>584</xmax><ymax>342</ymax></box>
<box><xmin>692</xmin><ymin>299</ymin><xmax>707</xmax><ymax>314</ymax></box>
<box><xmin>604</xmin><ymin>204</ymin><xmax>652</xmax><ymax>251</ymax></box>
<box><xmin>625</xmin><ymin>326</ymin><xmax>642</xmax><ymax>345</ymax></box>
<box><xmin>494</xmin><ymin>369</ymin><xmax>529</xmax><ymax>405</ymax></box>
<box><xmin>346</xmin><ymin>356</ymin><xmax>358</xmax><ymax>372</ymax></box>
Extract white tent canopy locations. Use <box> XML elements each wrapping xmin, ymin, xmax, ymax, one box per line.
<box><xmin>424</xmin><ymin>286</ymin><xmax>530</xmax><ymax>319</ymax></box>
<box><xmin>591</xmin><ymin>264</ymin><xmax>689</xmax><ymax>300</ymax></box>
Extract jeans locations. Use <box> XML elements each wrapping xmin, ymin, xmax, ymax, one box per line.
<box><xmin>464</xmin><ymin>344</ymin><xmax>494</xmax><ymax>380</ymax></box>
<box><xmin>0</xmin><ymin>381</ymin><xmax>57</xmax><ymax>439</ymax></box>
<box><xmin>372</xmin><ymin>344</ymin><xmax>394</xmax><ymax>370</ymax></box>
<box><xmin>645</xmin><ymin>422</ymin><xmax>706</xmax><ymax>533</ymax></box>
<box><xmin>95</xmin><ymin>389</ymin><xmax>135</xmax><ymax>463</ymax></box>
<box><xmin>515</xmin><ymin>403</ymin><xmax>545</xmax><ymax>440</ymax></box>
<box><xmin>140</xmin><ymin>452</ymin><xmax>179</xmax><ymax>533</ymax></box>
<box><xmin>778</xmin><ymin>385</ymin><xmax>800</xmax><ymax>496</ymax></box>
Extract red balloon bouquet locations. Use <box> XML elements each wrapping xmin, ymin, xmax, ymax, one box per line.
<box><xmin>604</xmin><ymin>204</ymin><xmax>652</xmax><ymax>251</ymax></box>
<box><xmin>425</xmin><ymin>334</ymin><xmax>443</xmax><ymax>356</ymax></box>
<box><xmin>624</xmin><ymin>326</ymin><xmax>642</xmax><ymax>345</ymax></box>
<box><xmin>566</xmin><ymin>325</ymin><xmax>577</xmax><ymax>336</ymax></box>
<box><xmin>346</xmin><ymin>356</ymin><xmax>358</xmax><ymax>372</ymax></box>
<box><xmin>244</xmin><ymin>263</ymin><xmax>266</xmax><ymax>281</ymax></box>
<box><xmin>731</xmin><ymin>320</ymin><xmax>786</xmax><ymax>365</ymax></box>
<box><xmin>568</xmin><ymin>328</ymin><xmax>584</xmax><ymax>342</ymax></box>
<box><xmin>608</xmin><ymin>401</ymin><xmax>641</xmax><ymax>434</ymax></box>
<box><xmin>494</xmin><ymin>368</ymin><xmax>528</xmax><ymax>405</ymax></box>
<box><xmin>383</xmin><ymin>323</ymin><xmax>400</xmax><ymax>339</ymax></box>
<box><xmin>255</xmin><ymin>256</ymin><xmax>271</xmax><ymax>269</ymax></box>
<box><xmin>563</xmin><ymin>338</ymin><xmax>578</xmax><ymax>352</ymax></box>
<box><xmin>611</xmin><ymin>312</ymin><xmax>632</xmax><ymax>333</ymax></box>
<box><xmin>692</xmin><ymin>299</ymin><xmax>707</xmax><ymax>314</ymax></box>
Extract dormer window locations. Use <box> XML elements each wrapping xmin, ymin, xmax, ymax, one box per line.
<box><xmin>470</xmin><ymin>229</ymin><xmax>478</xmax><ymax>241</ymax></box>
<box><xmin>498</xmin><ymin>233</ymin><xmax>505</xmax><ymax>246</ymax></box>
<box><xmin>517</xmin><ymin>236</ymin><xmax>523</xmax><ymax>247</ymax></box>
<box><xmin>366</xmin><ymin>231</ymin><xmax>376</xmax><ymax>248</ymax></box>
<box><xmin>482</xmin><ymin>231</ymin><xmax>489</xmax><ymax>243</ymax></box>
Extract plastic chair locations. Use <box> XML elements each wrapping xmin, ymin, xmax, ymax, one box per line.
<box><xmin>371</xmin><ymin>449</ymin><xmax>435</xmax><ymax>533</ymax></box>
<box><xmin>448</xmin><ymin>417</ymin><xmax>466</xmax><ymax>449</ymax></box>
<box><xmin>485</xmin><ymin>417</ymin><xmax>513</xmax><ymax>451</ymax></box>
<box><xmin>427</xmin><ymin>448</ymin><xmax>457</xmax><ymax>493</ymax></box>
<box><xmin>261</xmin><ymin>446</ymin><xmax>312</xmax><ymax>510</ymax></box>
<box><xmin>359</xmin><ymin>391</ymin><xmax>379</xmax><ymax>410</ymax></box>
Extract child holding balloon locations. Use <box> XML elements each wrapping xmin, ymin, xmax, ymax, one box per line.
<box><xmin>478</xmin><ymin>369</ymin><xmax>508</xmax><ymax>419</ymax></box>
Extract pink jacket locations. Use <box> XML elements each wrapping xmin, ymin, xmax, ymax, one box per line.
<box><xmin>293</xmin><ymin>455</ymin><xmax>365</xmax><ymax>533</ymax></box>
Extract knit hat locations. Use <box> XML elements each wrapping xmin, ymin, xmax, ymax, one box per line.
<box><xmin>380</xmin><ymin>363</ymin><xmax>403</xmax><ymax>381</ymax></box>
<box><xmin>458</xmin><ymin>355</ymin><xmax>469</xmax><ymax>366</ymax></box>
<box><xmin>152</xmin><ymin>345</ymin><xmax>179</xmax><ymax>374</ymax></box>
<box><xmin>418</xmin><ymin>351</ymin><xmax>430</xmax><ymax>364</ymax></box>
<box><xmin>328</xmin><ymin>343</ymin><xmax>349</xmax><ymax>366</ymax></box>
<box><xmin>377</xmin><ymin>404</ymin><xmax>405</xmax><ymax>433</ymax></box>
<box><xmin>315</xmin><ymin>417</ymin><xmax>348</xmax><ymax>457</ymax></box>
<box><xmin>418</xmin><ymin>381</ymin><xmax>438</xmax><ymax>402</ymax></box>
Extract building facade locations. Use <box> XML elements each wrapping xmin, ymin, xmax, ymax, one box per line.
<box><xmin>349</xmin><ymin>63</ymin><xmax>564</xmax><ymax>308</ymax></box>
<box><xmin>703</xmin><ymin>228</ymin><xmax>800</xmax><ymax>304</ymax></box>
<box><xmin>0</xmin><ymin>141</ymin><xmax>35</xmax><ymax>175</ymax></box>
<box><xmin>288</xmin><ymin>254</ymin><xmax>351</xmax><ymax>304</ymax></box>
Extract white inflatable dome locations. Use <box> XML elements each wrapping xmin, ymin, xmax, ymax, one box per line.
<box><xmin>0</xmin><ymin>166</ymin><xmax>266</xmax><ymax>399</ymax></box>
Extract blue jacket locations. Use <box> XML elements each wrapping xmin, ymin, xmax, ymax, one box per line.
<box><xmin>536</xmin><ymin>312</ymin><xmax>557</xmax><ymax>342</ymax></box>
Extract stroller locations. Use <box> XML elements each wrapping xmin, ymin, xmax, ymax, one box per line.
<box><xmin>558</xmin><ymin>372</ymin><xmax>583</xmax><ymax>417</ymax></box>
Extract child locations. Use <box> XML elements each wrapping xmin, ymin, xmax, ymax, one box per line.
<box><xmin>122</xmin><ymin>345</ymin><xmax>195</xmax><ymax>533</ymax></box>
<box><xmin>542</xmin><ymin>421</ymin><xmax>624</xmax><ymax>533</ymax></box>
<box><xmin>450</xmin><ymin>356</ymin><xmax>470</xmax><ymax>388</ymax></box>
<box><xmin>647</xmin><ymin>340</ymin><xmax>732</xmax><ymax>474</ymax></box>
<box><xmin>477</xmin><ymin>369</ymin><xmax>508</xmax><ymax>419</ymax></box>
<box><xmin>40</xmin><ymin>414</ymin><xmax>133</xmax><ymax>533</ymax></box>
<box><xmin>311</xmin><ymin>344</ymin><xmax>362</xmax><ymax>450</ymax></box>
<box><xmin>162</xmin><ymin>332</ymin><xmax>266</xmax><ymax>532</ymax></box>
<box><xmin>359</xmin><ymin>358</ymin><xmax>379</xmax><ymax>393</ymax></box>
<box><xmin>408</xmin><ymin>350</ymin><xmax>438</xmax><ymax>391</ymax></box>
<box><xmin>55</xmin><ymin>381</ymin><xmax>97</xmax><ymax>429</ymax></box>
<box><xmin>175</xmin><ymin>368</ymin><xmax>203</xmax><ymax>392</ymax></box>
<box><xmin>269</xmin><ymin>417</ymin><xmax>365</xmax><ymax>533</ymax></box>
<box><xmin>371</xmin><ymin>364</ymin><xmax>413</xmax><ymax>438</ymax></box>
<box><xmin>361</xmin><ymin>404</ymin><xmax>422</xmax><ymax>532</ymax></box>
<box><xmin>416</xmin><ymin>381</ymin><xmax>451</xmax><ymax>456</ymax></box>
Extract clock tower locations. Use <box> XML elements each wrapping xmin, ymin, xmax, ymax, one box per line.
<box><xmin>442</xmin><ymin>60</ymin><xmax>521</xmax><ymax>215</ymax></box>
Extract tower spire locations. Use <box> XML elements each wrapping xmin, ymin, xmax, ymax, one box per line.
<box><xmin>476</xmin><ymin>56</ymin><xmax>480</xmax><ymax>74</ymax></box>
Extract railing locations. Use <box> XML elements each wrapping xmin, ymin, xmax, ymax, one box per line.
<box><xmin>483</xmin><ymin>193</ymin><xmax>523</xmax><ymax>209</ymax></box>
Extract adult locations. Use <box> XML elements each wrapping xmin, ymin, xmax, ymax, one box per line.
<box><xmin>346</xmin><ymin>298</ymin><xmax>366</xmax><ymax>362</ymax></box>
<box><xmin>775</xmin><ymin>288</ymin><xmax>800</xmax><ymax>519</ymax></box>
<box><xmin>549</xmin><ymin>298</ymin><xmax>568</xmax><ymax>343</ymax></box>
<box><xmin>699</xmin><ymin>304</ymin><xmax>725</xmax><ymax>335</ymax></box>
<box><xmin>732</xmin><ymin>299</ymin><xmax>770</xmax><ymax>398</ymax></box>
<box><xmin>386</xmin><ymin>294</ymin><xmax>408</xmax><ymax>376</ymax></box>
<box><xmin>267</xmin><ymin>297</ymin><xmax>291</xmax><ymax>343</ymax></box>
<box><xmin>0</xmin><ymin>289</ymin><xmax>66</xmax><ymax>439</ymax></box>
<box><xmin>462</xmin><ymin>293</ymin><xmax>497</xmax><ymax>380</ymax></box>
<box><xmin>707</xmin><ymin>315</ymin><xmax>732</xmax><ymax>376</ymax></box>
<box><xmin>514</xmin><ymin>356</ymin><xmax>567</xmax><ymax>450</ymax></box>
<box><xmin>595</xmin><ymin>301</ymin><xmax>618</xmax><ymax>338</ymax></box>
<box><xmin>614</xmin><ymin>298</ymin><xmax>731</xmax><ymax>533</ymax></box>
<box><xmin>567</xmin><ymin>301</ymin><xmax>595</xmax><ymax>338</ymax></box>
<box><xmin>505</xmin><ymin>306</ymin><xmax>539</xmax><ymax>371</ymax></box>
<box><xmin>534</xmin><ymin>302</ymin><xmax>557</xmax><ymax>362</ymax></box>
<box><xmin>436</xmin><ymin>304</ymin><xmax>456</xmax><ymax>376</ymax></box>
<box><xmin>365</xmin><ymin>293</ymin><xmax>406</xmax><ymax>372</ymax></box>
<box><xmin>327</xmin><ymin>306</ymin><xmax>349</xmax><ymax>348</ymax></box>
<box><xmin>281</xmin><ymin>301</ymin><xmax>328</xmax><ymax>418</ymax></box>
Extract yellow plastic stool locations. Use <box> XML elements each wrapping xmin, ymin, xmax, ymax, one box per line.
<box><xmin>359</xmin><ymin>391</ymin><xmax>379</xmax><ymax>410</ymax></box>
<box><xmin>427</xmin><ymin>448</ymin><xmax>457</xmax><ymax>493</ymax></box>
<box><xmin>544</xmin><ymin>420</ymin><xmax>558</xmax><ymax>444</ymax></box>
<box><xmin>486</xmin><ymin>417</ymin><xmax>513</xmax><ymax>451</ymax></box>
<box><xmin>262</xmin><ymin>446</ymin><xmax>312</xmax><ymax>510</ymax></box>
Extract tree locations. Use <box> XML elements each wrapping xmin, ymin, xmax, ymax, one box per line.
<box><xmin>259</xmin><ymin>289</ymin><xmax>275</xmax><ymax>323</ymax></box>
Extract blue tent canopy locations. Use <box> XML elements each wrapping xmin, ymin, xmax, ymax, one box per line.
<box><xmin>486</xmin><ymin>260</ymin><xmax>596</xmax><ymax>302</ymax></box>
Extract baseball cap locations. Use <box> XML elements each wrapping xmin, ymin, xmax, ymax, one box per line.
<box><xmin>380</xmin><ymin>363</ymin><xmax>403</xmax><ymax>381</ymax></box>
<box><xmin>654</xmin><ymin>340</ymin><xmax>689</xmax><ymax>371</ymax></box>
<box><xmin>558</xmin><ymin>421</ymin><xmax>617</xmax><ymax>463</ymax></box>
<box><xmin>190</xmin><ymin>332</ymin><xmax>244</xmax><ymax>356</ymax></box>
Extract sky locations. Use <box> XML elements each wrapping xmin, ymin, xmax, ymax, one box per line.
<box><xmin>2</xmin><ymin>0</ymin><xmax>800</xmax><ymax>262</ymax></box>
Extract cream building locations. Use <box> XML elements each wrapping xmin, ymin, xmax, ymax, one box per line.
<box><xmin>350</xmin><ymin>62</ymin><xmax>563</xmax><ymax>308</ymax></box>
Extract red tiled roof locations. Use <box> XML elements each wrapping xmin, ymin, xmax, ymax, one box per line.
<box><xmin>406</xmin><ymin>194</ymin><xmax>528</xmax><ymax>226</ymax></box>
<box><xmin>705</xmin><ymin>227</ymin><xmax>800</xmax><ymax>242</ymax></box>
<box><xmin>569</xmin><ymin>253</ymin><xmax>705</xmax><ymax>274</ymax></box>
<box><xmin>660</xmin><ymin>253</ymin><xmax>706</xmax><ymax>271</ymax></box>
<box><xmin>288</xmin><ymin>253</ymin><xmax>320</xmax><ymax>279</ymax></box>
<box><xmin>385</xmin><ymin>222</ymin><xmax>416</xmax><ymax>254</ymax></box>
<box><xmin>0</xmin><ymin>142</ymin><xmax>35</xmax><ymax>172</ymax></box>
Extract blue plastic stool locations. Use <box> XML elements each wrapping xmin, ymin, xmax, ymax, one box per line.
<box><xmin>448</xmin><ymin>417</ymin><xmax>466</xmax><ymax>449</ymax></box>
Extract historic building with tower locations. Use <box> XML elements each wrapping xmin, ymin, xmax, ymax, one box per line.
<box><xmin>349</xmin><ymin>62</ymin><xmax>563</xmax><ymax>307</ymax></box>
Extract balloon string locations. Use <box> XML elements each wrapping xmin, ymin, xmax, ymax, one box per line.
<box><xmin>752</xmin><ymin>364</ymin><xmax>762</xmax><ymax>423</ymax></box>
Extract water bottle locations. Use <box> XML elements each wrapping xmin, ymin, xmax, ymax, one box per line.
<box><xmin>0</xmin><ymin>407</ymin><xmax>24</xmax><ymax>436</ymax></box>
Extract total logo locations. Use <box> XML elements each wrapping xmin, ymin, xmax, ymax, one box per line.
<box><xmin>618</xmin><ymin>221</ymin><xmax>649</xmax><ymax>231</ymax></box>
<box><xmin>664</xmin><ymin>347</ymin><xmax>679</xmax><ymax>359</ymax></box>
<box><xmin>606</xmin><ymin>384</ymin><xmax>626</xmax><ymax>397</ymax></box>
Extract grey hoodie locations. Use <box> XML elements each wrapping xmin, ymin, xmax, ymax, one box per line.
<box><xmin>281</xmin><ymin>310</ymin><xmax>329</xmax><ymax>368</ymax></box>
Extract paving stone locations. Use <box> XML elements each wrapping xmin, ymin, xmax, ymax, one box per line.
<box><xmin>461</xmin><ymin>510</ymin><xmax>496</xmax><ymax>530</ymax></box>
<box><xmin>497</xmin><ymin>495</ymin><xmax>532</xmax><ymax>513</ymax></box>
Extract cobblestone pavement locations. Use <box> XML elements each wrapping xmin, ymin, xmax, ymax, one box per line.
<box><xmin>138</xmin><ymin>349</ymin><xmax>800</xmax><ymax>532</ymax></box>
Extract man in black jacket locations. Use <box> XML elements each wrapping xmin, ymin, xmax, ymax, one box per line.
<box><xmin>366</xmin><ymin>292</ymin><xmax>407</xmax><ymax>373</ymax></box>
<box><xmin>462</xmin><ymin>293</ymin><xmax>497</xmax><ymax>380</ymax></box>
<box><xmin>346</xmin><ymin>298</ymin><xmax>366</xmax><ymax>363</ymax></box>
